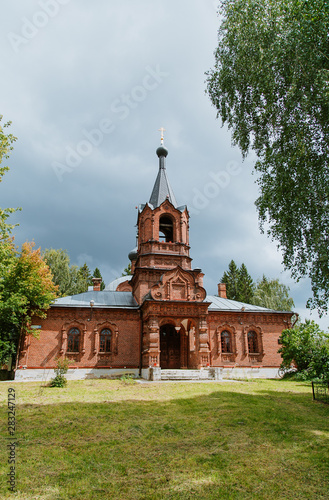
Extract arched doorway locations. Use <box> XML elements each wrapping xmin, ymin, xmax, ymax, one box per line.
<box><xmin>160</xmin><ymin>324</ymin><xmax>180</xmax><ymax>369</ymax></box>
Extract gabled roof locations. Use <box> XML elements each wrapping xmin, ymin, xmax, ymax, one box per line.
<box><xmin>206</xmin><ymin>295</ymin><xmax>291</xmax><ymax>313</ymax></box>
<box><xmin>52</xmin><ymin>290</ymin><xmax>290</xmax><ymax>313</ymax></box>
<box><xmin>53</xmin><ymin>291</ymin><xmax>138</xmax><ymax>309</ymax></box>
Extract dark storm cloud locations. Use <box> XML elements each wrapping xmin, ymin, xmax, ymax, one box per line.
<box><xmin>0</xmin><ymin>0</ymin><xmax>327</xmax><ymax>328</ymax></box>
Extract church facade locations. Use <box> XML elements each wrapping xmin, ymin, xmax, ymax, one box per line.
<box><xmin>16</xmin><ymin>142</ymin><xmax>293</xmax><ymax>381</ymax></box>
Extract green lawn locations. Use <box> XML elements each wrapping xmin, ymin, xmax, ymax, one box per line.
<box><xmin>0</xmin><ymin>378</ymin><xmax>328</xmax><ymax>500</ymax></box>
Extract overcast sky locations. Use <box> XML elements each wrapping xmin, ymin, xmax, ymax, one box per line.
<box><xmin>1</xmin><ymin>0</ymin><xmax>327</xmax><ymax>329</ymax></box>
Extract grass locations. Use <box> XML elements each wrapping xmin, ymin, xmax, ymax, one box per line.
<box><xmin>0</xmin><ymin>378</ymin><xmax>329</xmax><ymax>499</ymax></box>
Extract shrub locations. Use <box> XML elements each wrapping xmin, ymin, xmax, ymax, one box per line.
<box><xmin>120</xmin><ymin>374</ymin><xmax>136</xmax><ymax>385</ymax></box>
<box><xmin>49</xmin><ymin>358</ymin><xmax>71</xmax><ymax>388</ymax></box>
<box><xmin>279</xmin><ymin>320</ymin><xmax>329</xmax><ymax>382</ymax></box>
<box><xmin>49</xmin><ymin>374</ymin><xmax>67</xmax><ymax>388</ymax></box>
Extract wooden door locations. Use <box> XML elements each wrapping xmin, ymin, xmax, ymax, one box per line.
<box><xmin>160</xmin><ymin>324</ymin><xmax>180</xmax><ymax>369</ymax></box>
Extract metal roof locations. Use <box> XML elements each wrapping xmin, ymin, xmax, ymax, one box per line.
<box><xmin>53</xmin><ymin>291</ymin><xmax>138</xmax><ymax>309</ymax></box>
<box><xmin>52</xmin><ymin>291</ymin><xmax>288</xmax><ymax>313</ymax></box>
<box><xmin>206</xmin><ymin>295</ymin><xmax>289</xmax><ymax>313</ymax></box>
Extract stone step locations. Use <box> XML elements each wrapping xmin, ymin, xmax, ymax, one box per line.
<box><xmin>160</xmin><ymin>369</ymin><xmax>214</xmax><ymax>380</ymax></box>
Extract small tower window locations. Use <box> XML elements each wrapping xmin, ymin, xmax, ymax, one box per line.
<box><xmin>159</xmin><ymin>215</ymin><xmax>174</xmax><ymax>242</ymax></box>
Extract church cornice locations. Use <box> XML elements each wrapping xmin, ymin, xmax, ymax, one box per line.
<box><xmin>140</xmin><ymin>299</ymin><xmax>211</xmax><ymax>319</ymax></box>
<box><xmin>136</xmin><ymin>252</ymin><xmax>192</xmax><ymax>259</ymax></box>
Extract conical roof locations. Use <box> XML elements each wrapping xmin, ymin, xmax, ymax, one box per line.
<box><xmin>149</xmin><ymin>144</ymin><xmax>177</xmax><ymax>208</ymax></box>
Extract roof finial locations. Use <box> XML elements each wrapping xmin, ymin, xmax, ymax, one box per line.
<box><xmin>158</xmin><ymin>127</ymin><xmax>166</xmax><ymax>145</ymax></box>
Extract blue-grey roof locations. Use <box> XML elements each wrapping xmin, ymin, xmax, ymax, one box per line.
<box><xmin>206</xmin><ymin>295</ymin><xmax>290</xmax><ymax>313</ymax></box>
<box><xmin>105</xmin><ymin>275</ymin><xmax>133</xmax><ymax>291</ymax></box>
<box><xmin>52</xmin><ymin>291</ymin><xmax>289</xmax><ymax>313</ymax></box>
<box><xmin>53</xmin><ymin>291</ymin><xmax>138</xmax><ymax>309</ymax></box>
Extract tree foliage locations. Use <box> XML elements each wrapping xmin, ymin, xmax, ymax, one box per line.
<box><xmin>221</xmin><ymin>261</ymin><xmax>294</xmax><ymax>310</ymax></box>
<box><xmin>0</xmin><ymin>116</ymin><xmax>18</xmax><ymax>240</ymax></box>
<box><xmin>76</xmin><ymin>263</ymin><xmax>93</xmax><ymax>293</ymax></box>
<box><xmin>279</xmin><ymin>320</ymin><xmax>329</xmax><ymax>381</ymax></box>
<box><xmin>0</xmin><ymin>242</ymin><xmax>58</xmax><ymax>365</ymax></box>
<box><xmin>221</xmin><ymin>260</ymin><xmax>254</xmax><ymax>302</ymax></box>
<box><xmin>0</xmin><ymin>119</ymin><xmax>59</xmax><ymax>365</ymax></box>
<box><xmin>93</xmin><ymin>267</ymin><xmax>105</xmax><ymax>290</ymax></box>
<box><xmin>252</xmin><ymin>275</ymin><xmax>295</xmax><ymax>311</ymax></box>
<box><xmin>49</xmin><ymin>357</ymin><xmax>70</xmax><ymax>388</ymax></box>
<box><xmin>42</xmin><ymin>249</ymin><xmax>72</xmax><ymax>296</ymax></box>
<box><xmin>237</xmin><ymin>263</ymin><xmax>254</xmax><ymax>304</ymax></box>
<box><xmin>43</xmin><ymin>249</ymin><xmax>94</xmax><ymax>296</ymax></box>
<box><xmin>122</xmin><ymin>263</ymin><xmax>132</xmax><ymax>276</ymax></box>
<box><xmin>207</xmin><ymin>0</ymin><xmax>329</xmax><ymax>314</ymax></box>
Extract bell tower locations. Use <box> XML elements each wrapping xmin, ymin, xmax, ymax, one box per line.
<box><xmin>130</xmin><ymin>142</ymin><xmax>196</xmax><ymax>304</ymax></box>
<box><xmin>128</xmin><ymin>137</ymin><xmax>210</xmax><ymax>370</ymax></box>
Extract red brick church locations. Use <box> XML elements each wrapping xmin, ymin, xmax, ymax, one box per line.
<box><xmin>16</xmin><ymin>140</ymin><xmax>293</xmax><ymax>381</ymax></box>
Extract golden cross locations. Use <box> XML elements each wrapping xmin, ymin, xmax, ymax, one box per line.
<box><xmin>158</xmin><ymin>127</ymin><xmax>166</xmax><ymax>144</ymax></box>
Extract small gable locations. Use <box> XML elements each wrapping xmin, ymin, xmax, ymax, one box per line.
<box><xmin>150</xmin><ymin>267</ymin><xmax>206</xmax><ymax>302</ymax></box>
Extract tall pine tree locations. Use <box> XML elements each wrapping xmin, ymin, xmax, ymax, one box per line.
<box><xmin>238</xmin><ymin>263</ymin><xmax>254</xmax><ymax>303</ymax></box>
<box><xmin>221</xmin><ymin>260</ymin><xmax>240</xmax><ymax>301</ymax></box>
<box><xmin>93</xmin><ymin>267</ymin><xmax>105</xmax><ymax>290</ymax></box>
<box><xmin>221</xmin><ymin>260</ymin><xmax>254</xmax><ymax>303</ymax></box>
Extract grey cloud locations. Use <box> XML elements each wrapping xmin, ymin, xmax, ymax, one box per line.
<box><xmin>1</xmin><ymin>0</ymin><xmax>327</xmax><ymax>329</ymax></box>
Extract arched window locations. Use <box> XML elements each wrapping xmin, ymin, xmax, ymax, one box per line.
<box><xmin>159</xmin><ymin>215</ymin><xmax>174</xmax><ymax>242</ymax></box>
<box><xmin>99</xmin><ymin>329</ymin><xmax>112</xmax><ymax>352</ymax></box>
<box><xmin>221</xmin><ymin>330</ymin><xmax>232</xmax><ymax>353</ymax></box>
<box><xmin>248</xmin><ymin>331</ymin><xmax>258</xmax><ymax>353</ymax></box>
<box><xmin>68</xmin><ymin>328</ymin><xmax>80</xmax><ymax>352</ymax></box>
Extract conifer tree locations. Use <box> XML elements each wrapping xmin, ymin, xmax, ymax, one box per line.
<box><xmin>237</xmin><ymin>263</ymin><xmax>254</xmax><ymax>303</ymax></box>
<box><xmin>122</xmin><ymin>263</ymin><xmax>132</xmax><ymax>276</ymax></box>
<box><xmin>93</xmin><ymin>267</ymin><xmax>105</xmax><ymax>290</ymax></box>
<box><xmin>221</xmin><ymin>260</ymin><xmax>240</xmax><ymax>301</ymax></box>
<box><xmin>76</xmin><ymin>263</ymin><xmax>93</xmax><ymax>293</ymax></box>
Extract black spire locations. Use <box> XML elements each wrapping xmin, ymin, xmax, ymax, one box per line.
<box><xmin>149</xmin><ymin>143</ymin><xmax>178</xmax><ymax>208</ymax></box>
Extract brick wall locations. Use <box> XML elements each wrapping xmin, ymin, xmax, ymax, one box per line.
<box><xmin>19</xmin><ymin>307</ymin><xmax>290</xmax><ymax>370</ymax></box>
<box><xmin>19</xmin><ymin>307</ymin><xmax>140</xmax><ymax>369</ymax></box>
<box><xmin>208</xmin><ymin>312</ymin><xmax>290</xmax><ymax>368</ymax></box>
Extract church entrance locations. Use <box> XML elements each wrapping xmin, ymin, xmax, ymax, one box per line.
<box><xmin>160</xmin><ymin>324</ymin><xmax>181</xmax><ymax>369</ymax></box>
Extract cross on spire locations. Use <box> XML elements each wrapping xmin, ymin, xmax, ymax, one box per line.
<box><xmin>158</xmin><ymin>127</ymin><xmax>166</xmax><ymax>145</ymax></box>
